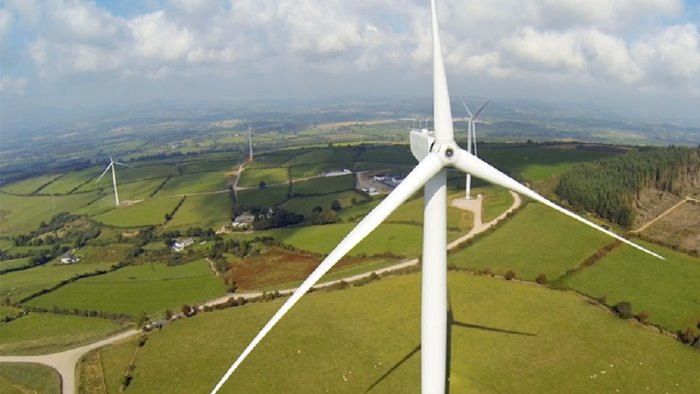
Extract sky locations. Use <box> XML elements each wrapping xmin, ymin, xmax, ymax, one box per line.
<box><xmin>1</xmin><ymin>0</ymin><xmax>699</xmax><ymax>129</ymax></box>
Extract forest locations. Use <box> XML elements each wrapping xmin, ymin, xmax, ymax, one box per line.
<box><xmin>556</xmin><ymin>146</ymin><xmax>700</xmax><ymax>227</ymax></box>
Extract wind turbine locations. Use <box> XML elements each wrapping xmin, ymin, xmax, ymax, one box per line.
<box><xmin>460</xmin><ymin>97</ymin><xmax>490</xmax><ymax>199</ymax></box>
<box><xmin>211</xmin><ymin>1</ymin><xmax>663</xmax><ymax>393</ymax></box>
<box><xmin>95</xmin><ymin>156</ymin><xmax>129</xmax><ymax>206</ymax></box>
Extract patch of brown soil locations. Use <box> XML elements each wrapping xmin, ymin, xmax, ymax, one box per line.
<box><xmin>642</xmin><ymin>201</ymin><xmax>700</xmax><ymax>255</ymax></box>
<box><xmin>227</xmin><ymin>247</ymin><xmax>363</xmax><ymax>290</ymax></box>
<box><xmin>632</xmin><ymin>187</ymin><xmax>684</xmax><ymax>228</ymax></box>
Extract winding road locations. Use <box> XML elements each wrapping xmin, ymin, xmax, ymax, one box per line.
<box><xmin>0</xmin><ymin>191</ymin><xmax>521</xmax><ymax>393</ymax></box>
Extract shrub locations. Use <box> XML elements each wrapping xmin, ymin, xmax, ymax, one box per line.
<box><xmin>535</xmin><ymin>273</ymin><xmax>548</xmax><ymax>285</ymax></box>
<box><xmin>482</xmin><ymin>267</ymin><xmax>493</xmax><ymax>276</ymax></box>
<box><xmin>596</xmin><ymin>295</ymin><xmax>607</xmax><ymax>304</ymax></box>
<box><xmin>613</xmin><ymin>301</ymin><xmax>633</xmax><ymax>319</ymax></box>
<box><xmin>636</xmin><ymin>311</ymin><xmax>650</xmax><ymax>323</ymax></box>
<box><xmin>504</xmin><ymin>270</ymin><xmax>516</xmax><ymax>280</ymax></box>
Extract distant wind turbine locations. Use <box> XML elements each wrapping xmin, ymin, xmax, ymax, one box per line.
<box><xmin>211</xmin><ymin>1</ymin><xmax>664</xmax><ymax>393</ymax></box>
<box><xmin>95</xmin><ymin>156</ymin><xmax>129</xmax><ymax>206</ymax></box>
<box><xmin>460</xmin><ymin>97</ymin><xmax>490</xmax><ymax>199</ymax></box>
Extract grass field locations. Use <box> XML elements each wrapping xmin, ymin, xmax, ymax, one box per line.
<box><xmin>0</xmin><ymin>191</ymin><xmax>101</xmax><ymax>236</ymax></box>
<box><xmin>0</xmin><ymin>306</ymin><xmax>22</xmax><ymax>320</ymax></box>
<box><xmin>74</xmin><ymin>244</ymin><xmax>136</xmax><ymax>265</ymax></box>
<box><xmin>80</xmin><ymin>178</ymin><xmax>166</xmax><ymax>201</ymax></box>
<box><xmin>289</xmin><ymin>161</ymin><xmax>355</xmax><ymax>179</ymax></box>
<box><xmin>92</xmin><ymin>198</ymin><xmax>181</xmax><ymax>227</ymax></box>
<box><xmin>27</xmin><ymin>260</ymin><xmax>226</xmax><ymax>316</ymax></box>
<box><xmin>236</xmin><ymin>185</ymin><xmax>289</xmax><ymax>208</ymax></box>
<box><xmin>448</xmin><ymin>203</ymin><xmax>610</xmax><ymax>280</ymax></box>
<box><xmin>260</xmin><ymin>222</ymin><xmax>459</xmax><ymax>258</ymax></box>
<box><xmin>356</xmin><ymin>145</ymin><xmax>415</xmax><ymax>164</ymax></box>
<box><xmin>476</xmin><ymin>186</ymin><xmax>515</xmax><ymax>222</ymax></box>
<box><xmin>0</xmin><ymin>313</ymin><xmax>126</xmax><ymax>355</ymax></box>
<box><xmin>0</xmin><ymin>174</ymin><xmax>61</xmax><ymax>195</ymax></box>
<box><xmin>180</xmin><ymin>160</ymin><xmax>239</xmax><ymax>174</ymax></box>
<box><xmin>0</xmin><ymin>262</ymin><xmax>114</xmax><ymax>303</ymax></box>
<box><xmin>77</xmin><ymin>165</ymin><xmax>178</xmax><ymax>193</ymax></box>
<box><xmin>278</xmin><ymin>191</ymin><xmax>365</xmax><ymax>217</ymax></box>
<box><xmin>563</xmin><ymin>241</ymin><xmax>700</xmax><ymax>332</ymax></box>
<box><xmin>290</xmin><ymin>174</ymin><xmax>354</xmax><ymax>195</ymax></box>
<box><xmin>39</xmin><ymin>166</ymin><xmax>103</xmax><ymax>194</ymax></box>
<box><xmin>238</xmin><ymin>168</ymin><xmax>289</xmax><ymax>188</ymax></box>
<box><xmin>89</xmin><ymin>272</ymin><xmax>700</xmax><ymax>393</ymax></box>
<box><xmin>247</xmin><ymin>154</ymin><xmax>296</xmax><ymax>170</ymax></box>
<box><xmin>387</xmin><ymin>194</ymin><xmax>472</xmax><ymax>232</ymax></box>
<box><xmin>0</xmin><ymin>257</ymin><xmax>30</xmax><ymax>271</ymax></box>
<box><xmin>479</xmin><ymin>145</ymin><xmax>614</xmax><ymax>182</ymax></box>
<box><xmin>283</xmin><ymin>148</ymin><xmax>358</xmax><ymax>166</ymax></box>
<box><xmin>155</xmin><ymin>172</ymin><xmax>230</xmax><ymax>195</ymax></box>
<box><xmin>165</xmin><ymin>193</ymin><xmax>233</xmax><ymax>229</ymax></box>
<box><xmin>0</xmin><ymin>362</ymin><xmax>61</xmax><ymax>394</ymax></box>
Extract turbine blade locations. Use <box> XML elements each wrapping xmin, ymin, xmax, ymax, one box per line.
<box><xmin>95</xmin><ymin>164</ymin><xmax>112</xmax><ymax>183</ymax></box>
<box><xmin>431</xmin><ymin>0</ymin><xmax>454</xmax><ymax>141</ymax></box>
<box><xmin>210</xmin><ymin>153</ymin><xmax>445</xmax><ymax>393</ymax></box>
<box><xmin>113</xmin><ymin>161</ymin><xmax>130</xmax><ymax>167</ymax></box>
<box><xmin>452</xmin><ymin>149</ymin><xmax>664</xmax><ymax>260</ymax></box>
<box><xmin>460</xmin><ymin>96</ymin><xmax>473</xmax><ymax>118</ymax></box>
<box><xmin>472</xmin><ymin>99</ymin><xmax>491</xmax><ymax>120</ymax></box>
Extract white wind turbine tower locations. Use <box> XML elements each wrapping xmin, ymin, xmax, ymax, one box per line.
<box><xmin>95</xmin><ymin>156</ymin><xmax>129</xmax><ymax>206</ymax></box>
<box><xmin>211</xmin><ymin>1</ymin><xmax>664</xmax><ymax>393</ymax></box>
<box><xmin>460</xmin><ymin>97</ymin><xmax>490</xmax><ymax>199</ymax></box>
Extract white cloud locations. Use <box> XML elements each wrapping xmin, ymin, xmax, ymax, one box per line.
<box><xmin>0</xmin><ymin>75</ymin><xmax>27</xmax><ymax>95</ymax></box>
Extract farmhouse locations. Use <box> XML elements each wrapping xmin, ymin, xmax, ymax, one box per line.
<box><xmin>172</xmin><ymin>237</ymin><xmax>194</xmax><ymax>252</ymax></box>
<box><xmin>232</xmin><ymin>212</ymin><xmax>255</xmax><ymax>229</ymax></box>
<box><xmin>60</xmin><ymin>252</ymin><xmax>80</xmax><ymax>264</ymax></box>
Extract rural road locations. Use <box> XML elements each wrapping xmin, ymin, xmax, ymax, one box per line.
<box><xmin>631</xmin><ymin>196</ymin><xmax>696</xmax><ymax>233</ymax></box>
<box><xmin>0</xmin><ymin>329</ymin><xmax>139</xmax><ymax>394</ymax></box>
<box><xmin>0</xmin><ymin>191</ymin><xmax>521</xmax><ymax>393</ymax></box>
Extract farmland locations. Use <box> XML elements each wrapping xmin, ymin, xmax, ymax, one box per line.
<box><xmin>26</xmin><ymin>260</ymin><xmax>226</xmax><ymax>316</ymax></box>
<box><xmin>165</xmin><ymin>193</ymin><xmax>234</xmax><ymax>229</ymax></box>
<box><xmin>155</xmin><ymin>172</ymin><xmax>229</xmax><ymax>195</ymax></box>
<box><xmin>0</xmin><ymin>262</ymin><xmax>114</xmax><ymax>304</ymax></box>
<box><xmin>0</xmin><ymin>192</ymin><xmax>101</xmax><ymax>236</ymax></box>
<box><xmin>563</xmin><ymin>241</ymin><xmax>700</xmax><ymax>332</ymax></box>
<box><xmin>86</xmin><ymin>272</ymin><xmax>700</xmax><ymax>393</ymax></box>
<box><xmin>0</xmin><ymin>313</ymin><xmax>126</xmax><ymax>355</ymax></box>
<box><xmin>0</xmin><ymin>362</ymin><xmax>60</xmax><ymax>394</ymax></box>
<box><xmin>447</xmin><ymin>203</ymin><xmax>610</xmax><ymax>280</ymax></box>
<box><xmin>92</xmin><ymin>198</ymin><xmax>181</xmax><ymax>227</ymax></box>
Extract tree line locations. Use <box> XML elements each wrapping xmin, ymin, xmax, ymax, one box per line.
<box><xmin>556</xmin><ymin>146</ymin><xmax>700</xmax><ymax>227</ymax></box>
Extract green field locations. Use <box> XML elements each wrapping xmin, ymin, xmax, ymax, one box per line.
<box><xmin>0</xmin><ymin>306</ymin><xmax>22</xmax><ymax>320</ymax></box>
<box><xmin>238</xmin><ymin>168</ymin><xmax>289</xmax><ymax>188</ymax></box>
<box><xmin>247</xmin><ymin>153</ymin><xmax>296</xmax><ymax>170</ymax></box>
<box><xmin>74</xmin><ymin>244</ymin><xmax>135</xmax><ymax>265</ymax></box>
<box><xmin>27</xmin><ymin>260</ymin><xmax>226</xmax><ymax>316</ymax></box>
<box><xmin>0</xmin><ymin>362</ymin><xmax>61</xmax><ymax>394</ymax></box>
<box><xmin>156</xmin><ymin>172</ymin><xmax>230</xmax><ymax>195</ymax></box>
<box><xmin>387</xmin><ymin>194</ymin><xmax>472</xmax><ymax>232</ymax></box>
<box><xmin>356</xmin><ymin>145</ymin><xmax>415</xmax><ymax>164</ymax></box>
<box><xmin>476</xmin><ymin>186</ymin><xmax>515</xmax><ymax>222</ymax></box>
<box><xmin>166</xmin><ymin>193</ymin><xmax>233</xmax><ymax>229</ymax></box>
<box><xmin>479</xmin><ymin>145</ymin><xmax>614</xmax><ymax>182</ymax></box>
<box><xmin>0</xmin><ymin>174</ymin><xmax>61</xmax><ymax>195</ymax></box>
<box><xmin>289</xmin><ymin>161</ymin><xmax>355</xmax><ymax>179</ymax></box>
<box><xmin>278</xmin><ymin>191</ymin><xmax>365</xmax><ymax>217</ymax></box>
<box><xmin>0</xmin><ymin>191</ymin><xmax>101</xmax><ymax>236</ymax></box>
<box><xmin>261</xmin><ymin>222</ymin><xmax>458</xmax><ymax>258</ymax></box>
<box><xmin>92</xmin><ymin>198</ymin><xmax>181</xmax><ymax>227</ymax></box>
<box><xmin>563</xmin><ymin>242</ymin><xmax>700</xmax><ymax>332</ymax></box>
<box><xmin>283</xmin><ymin>148</ymin><xmax>358</xmax><ymax>166</ymax></box>
<box><xmin>448</xmin><ymin>203</ymin><xmax>610</xmax><ymax>280</ymax></box>
<box><xmin>0</xmin><ymin>313</ymin><xmax>125</xmax><ymax>355</ymax></box>
<box><xmin>180</xmin><ymin>160</ymin><xmax>239</xmax><ymax>174</ymax></box>
<box><xmin>0</xmin><ymin>262</ymin><xmax>114</xmax><ymax>303</ymax></box>
<box><xmin>39</xmin><ymin>166</ymin><xmax>103</xmax><ymax>194</ymax></box>
<box><xmin>0</xmin><ymin>257</ymin><xmax>30</xmax><ymax>271</ymax></box>
<box><xmin>236</xmin><ymin>185</ymin><xmax>289</xmax><ymax>208</ymax></box>
<box><xmin>89</xmin><ymin>272</ymin><xmax>700</xmax><ymax>393</ymax></box>
<box><xmin>291</xmin><ymin>174</ymin><xmax>354</xmax><ymax>195</ymax></box>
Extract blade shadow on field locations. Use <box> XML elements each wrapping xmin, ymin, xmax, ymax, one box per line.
<box><xmin>366</xmin><ymin>294</ymin><xmax>535</xmax><ymax>393</ymax></box>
